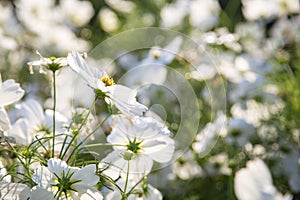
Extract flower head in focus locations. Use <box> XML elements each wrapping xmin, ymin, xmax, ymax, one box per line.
<box><xmin>27</xmin><ymin>50</ymin><xmax>71</xmax><ymax>74</ymax></box>
<box><xmin>33</xmin><ymin>158</ymin><xmax>102</xmax><ymax>200</ymax></box>
<box><xmin>100</xmin><ymin>115</ymin><xmax>175</xmax><ymax>179</ymax></box>
<box><xmin>67</xmin><ymin>51</ymin><xmax>148</xmax><ymax>117</ymax></box>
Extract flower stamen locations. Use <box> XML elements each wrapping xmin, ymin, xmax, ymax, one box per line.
<box><xmin>101</xmin><ymin>76</ymin><xmax>115</xmax><ymax>86</ymax></box>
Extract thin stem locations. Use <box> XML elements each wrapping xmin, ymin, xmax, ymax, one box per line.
<box><xmin>60</xmin><ymin>97</ymin><xmax>97</xmax><ymax>160</ymax></box>
<box><xmin>52</xmin><ymin>71</ymin><xmax>56</xmax><ymax>158</ymax></box>
<box><xmin>126</xmin><ymin>176</ymin><xmax>146</xmax><ymax>196</ymax></box>
<box><xmin>74</xmin><ymin>114</ymin><xmax>112</xmax><ymax>152</ymax></box>
<box><xmin>123</xmin><ymin>160</ymin><xmax>130</xmax><ymax>199</ymax></box>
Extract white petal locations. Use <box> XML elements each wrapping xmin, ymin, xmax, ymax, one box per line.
<box><xmin>32</xmin><ymin>166</ymin><xmax>52</xmax><ymax>188</ymax></box>
<box><xmin>108</xmin><ymin>84</ymin><xmax>147</xmax><ymax>117</ymax></box>
<box><xmin>15</xmin><ymin>99</ymin><xmax>44</xmax><ymax>129</ymax></box>
<box><xmin>72</xmin><ymin>164</ymin><xmax>99</xmax><ymax>186</ymax></box>
<box><xmin>47</xmin><ymin>158</ymin><xmax>69</xmax><ymax>177</ymax></box>
<box><xmin>143</xmin><ymin>138</ymin><xmax>175</xmax><ymax>163</ymax></box>
<box><xmin>0</xmin><ymin>182</ymin><xmax>30</xmax><ymax>200</ymax></box>
<box><xmin>73</xmin><ymin>188</ymin><xmax>103</xmax><ymax>200</ymax></box>
<box><xmin>0</xmin><ymin>79</ymin><xmax>24</xmax><ymax>107</ymax></box>
<box><xmin>67</xmin><ymin>51</ymin><xmax>104</xmax><ymax>89</ymax></box>
<box><xmin>0</xmin><ymin>107</ymin><xmax>10</xmax><ymax>131</ymax></box>
<box><xmin>234</xmin><ymin>167</ymin><xmax>261</xmax><ymax>200</ymax></box>
<box><xmin>9</xmin><ymin>118</ymin><xmax>32</xmax><ymax>145</ymax></box>
<box><xmin>30</xmin><ymin>186</ymin><xmax>54</xmax><ymax>199</ymax></box>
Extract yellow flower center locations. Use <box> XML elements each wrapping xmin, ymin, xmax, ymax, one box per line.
<box><xmin>101</xmin><ymin>76</ymin><xmax>115</xmax><ymax>86</ymax></box>
<box><xmin>152</xmin><ymin>49</ymin><xmax>160</xmax><ymax>59</ymax></box>
<box><xmin>49</xmin><ymin>56</ymin><xmax>57</xmax><ymax>61</ymax></box>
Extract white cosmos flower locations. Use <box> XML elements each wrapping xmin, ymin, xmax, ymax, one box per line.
<box><xmin>0</xmin><ymin>75</ymin><xmax>24</xmax><ymax>131</ymax></box>
<box><xmin>32</xmin><ymin>158</ymin><xmax>102</xmax><ymax>200</ymax></box>
<box><xmin>11</xmin><ymin>99</ymin><xmax>68</xmax><ymax>145</ymax></box>
<box><xmin>234</xmin><ymin>159</ymin><xmax>292</xmax><ymax>200</ymax></box>
<box><xmin>67</xmin><ymin>51</ymin><xmax>148</xmax><ymax>117</ymax></box>
<box><xmin>27</xmin><ymin>51</ymin><xmax>69</xmax><ymax>74</ymax></box>
<box><xmin>192</xmin><ymin>112</ymin><xmax>226</xmax><ymax>157</ymax></box>
<box><xmin>100</xmin><ymin>115</ymin><xmax>175</xmax><ymax>178</ymax></box>
<box><xmin>223</xmin><ymin>118</ymin><xmax>255</xmax><ymax>147</ymax></box>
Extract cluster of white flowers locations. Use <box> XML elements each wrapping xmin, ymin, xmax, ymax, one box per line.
<box><xmin>0</xmin><ymin>0</ymin><xmax>300</xmax><ymax>199</ymax></box>
<box><xmin>0</xmin><ymin>50</ymin><xmax>175</xmax><ymax>199</ymax></box>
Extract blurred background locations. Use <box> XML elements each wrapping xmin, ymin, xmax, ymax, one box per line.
<box><xmin>0</xmin><ymin>0</ymin><xmax>299</xmax><ymax>199</ymax></box>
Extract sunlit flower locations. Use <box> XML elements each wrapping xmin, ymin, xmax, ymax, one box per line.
<box><xmin>100</xmin><ymin>115</ymin><xmax>174</xmax><ymax>178</ymax></box>
<box><xmin>27</xmin><ymin>50</ymin><xmax>69</xmax><ymax>74</ymax></box>
<box><xmin>67</xmin><ymin>51</ymin><xmax>148</xmax><ymax>117</ymax></box>
<box><xmin>234</xmin><ymin>159</ymin><xmax>292</xmax><ymax>200</ymax></box>
<box><xmin>10</xmin><ymin>99</ymin><xmax>69</xmax><ymax>155</ymax></box>
<box><xmin>32</xmin><ymin>158</ymin><xmax>102</xmax><ymax>200</ymax></box>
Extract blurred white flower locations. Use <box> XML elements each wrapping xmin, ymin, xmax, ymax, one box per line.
<box><xmin>173</xmin><ymin>150</ymin><xmax>202</xmax><ymax>180</ymax></box>
<box><xmin>67</xmin><ymin>51</ymin><xmax>148</xmax><ymax>117</ymax></box>
<box><xmin>224</xmin><ymin>118</ymin><xmax>255</xmax><ymax>147</ymax></box>
<box><xmin>15</xmin><ymin>0</ymin><xmax>58</xmax><ymax>33</ymax></box>
<box><xmin>204</xmin><ymin>153</ymin><xmax>232</xmax><ymax>176</ymax></box>
<box><xmin>231</xmin><ymin>100</ymin><xmax>284</xmax><ymax>127</ymax></box>
<box><xmin>33</xmin><ymin>158</ymin><xmax>102</xmax><ymax>199</ymax></box>
<box><xmin>161</xmin><ymin>0</ymin><xmax>220</xmax><ymax>30</ymax></box>
<box><xmin>15</xmin><ymin>0</ymin><xmax>91</xmax><ymax>54</ymax></box>
<box><xmin>59</xmin><ymin>0</ymin><xmax>94</xmax><ymax>27</ymax></box>
<box><xmin>160</xmin><ymin>0</ymin><xmax>189</xmax><ymax>28</ymax></box>
<box><xmin>282</xmin><ymin>149</ymin><xmax>300</xmax><ymax>193</ymax></box>
<box><xmin>189</xmin><ymin>0</ymin><xmax>220</xmax><ymax>31</ymax></box>
<box><xmin>100</xmin><ymin>115</ymin><xmax>174</xmax><ymax>178</ymax></box>
<box><xmin>242</xmin><ymin>0</ymin><xmax>299</xmax><ymax>21</ymax></box>
<box><xmin>120</xmin><ymin>36</ymin><xmax>182</xmax><ymax>87</ymax></box>
<box><xmin>234</xmin><ymin>159</ymin><xmax>292</xmax><ymax>200</ymax></box>
<box><xmin>192</xmin><ymin>112</ymin><xmax>226</xmax><ymax>157</ymax></box>
<box><xmin>98</xmin><ymin>8</ymin><xmax>119</xmax><ymax>33</ymax></box>
<box><xmin>270</xmin><ymin>16</ymin><xmax>300</xmax><ymax>48</ymax></box>
<box><xmin>105</xmin><ymin>0</ymin><xmax>135</xmax><ymax>13</ymax></box>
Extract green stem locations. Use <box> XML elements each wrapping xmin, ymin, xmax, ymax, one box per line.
<box><xmin>52</xmin><ymin>71</ymin><xmax>56</xmax><ymax>158</ymax></box>
<box><xmin>123</xmin><ymin>160</ymin><xmax>130</xmax><ymax>199</ymax></box>
<box><xmin>126</xmin><ymin>175</ymin><xmax>146</xmax><ymax>196</ymax></box>
<box><xmin>75</xmin><ymin>114</ymin><xmax>112</xmax><ymax>151</ymax></box>
<box><xmin>60</xmin><ymin>97</ymin><xmax>97</xmax><ymax>160</ymax></box>
<box><xmin>227</xmin><ymin>174</ymin><xmax>234</xmax><ymax>200</ymax></box>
